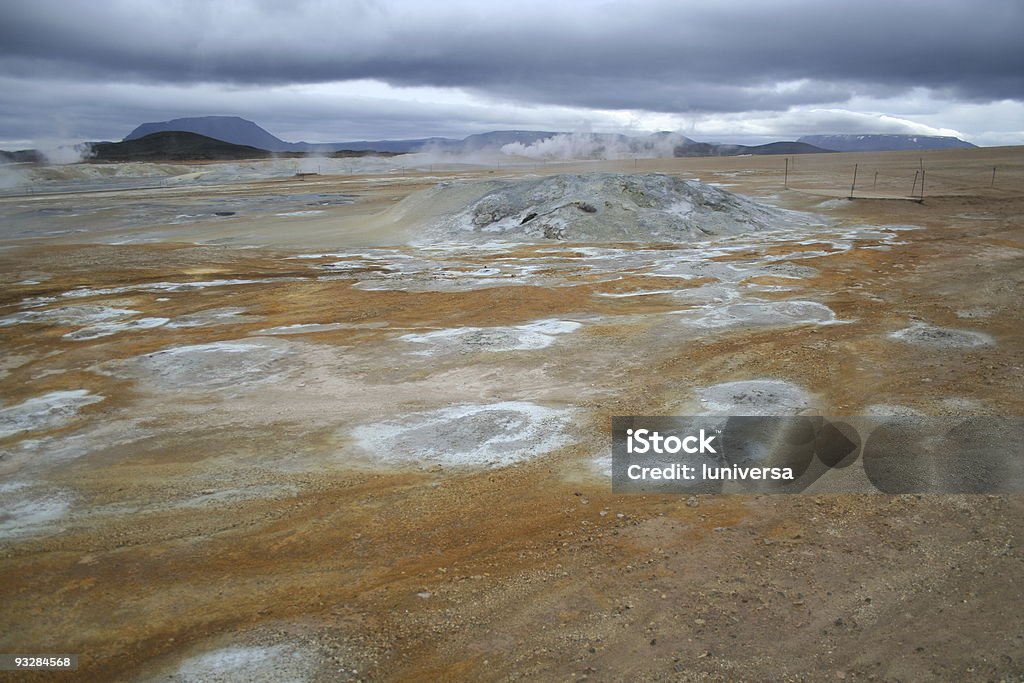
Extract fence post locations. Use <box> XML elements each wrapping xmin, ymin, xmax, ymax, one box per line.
<box><xmin>911</xmin><ymin>170</ymin><xmax>919</xmax><ymax>197</ymax></box>
<box><xmin>849</xmin><ymin>163</ymin><xmax>858</xmax><ymax>198</ymax></box>
<box><xmin>784</xmin><ymin>157</ymin><xmax>789</xmax><ymax>189</ymax></box>
<box><xmin>920</xmin><ymin>170</ymin><xmax>925</xmax><ymax>199</ymax></box>
<box><xmin>992</xmin><ymin>166</ymin><xmax>997</xmax><ymax>188</ymax></box>
<box><xmin>873</xmin><ymin>171</ymin><xmax>878</xmax><ymax>191</ymax></box>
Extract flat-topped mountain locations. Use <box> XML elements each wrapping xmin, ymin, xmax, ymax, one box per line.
<box><xmin>93</xmin><ymin>131</ymin><xmax>272</xmax><ymax>161</ymax></box>
<box><xmin>125</xmin><ymin>116</ymin><xmax>295</xmax><ymax>152</ymax></box>
<box><xmin>798</xmin><ymin>134</ymin><xmax>975</xmax><ymax>152</ymax></box>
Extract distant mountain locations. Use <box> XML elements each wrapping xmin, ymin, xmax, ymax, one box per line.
<box><xmin>460</xmin><ymin>130</ymin><xmax>561</xmax><ymax>150</ymax></box>
<box><xmin>324</xmin><ymin>137</ymin><xmax>451</xmax><ymax>153</ymax></box>
<box><xmin>677</xmin><ymin>141</ymin><xmax>832</xmax><ymax>157</ymax></box>
<box><xmin>797</xmin><ymin>134</ymin><xmax>975</xmax><ymax>152</ymax></box>
<box><xmin>93</xmin><ymin>131</ymin><xmax>272</xmax><ymax>161</ymax></box>
<box><xmin>373</xmin><ymin>131</ymin><xmax>826</xmax><ymax>158</ymax></box>
<box><xmin>125</xmin><ymin>116</ymin><xmax>296</xmax><ymax>152</ymax></box>
<box><xmin>671</xmin><ymin>141</ymin><xmax>720</xmax><ymax>157</ymax></box>
<box><xmin>0</xmin><ymin>149</ymin><xmax>43</xmax><ymax>163</ymax></box>
<box><xmin>7</xmin><ymin>117</ymin><xmax>978</xmax><ymax>165</ymax></box>
<box><xmin>735</xmin><ymin>141</ymin><xmax>833</xmax><ymax>155</ymax></box>
<box><xmin>276</xmin><ymin>130</ymin><xmax>565</xmax><ymax>154</ymax></box>
<box><xmin>122</xmin><ymin>118</ymin><xmax>563</xmax><ymax>154</ymax></box>
<box><xmin>499</xmin><ymin>131</ymin><xmax>700</xmax><ymax>160</ymax></box>
<box><xmin>119</xmin><ymin>116</ymin><xmax>846</xmax><ymax>158</ymax></box>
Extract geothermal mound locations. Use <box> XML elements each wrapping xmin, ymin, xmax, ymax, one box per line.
<box><xmin>414</xmin><ymin>173</ymin><xmax>808</xmax><ymax>243</ymax></box>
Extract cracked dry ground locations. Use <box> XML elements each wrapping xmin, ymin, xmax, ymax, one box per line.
<box><xmin>1</xmin><ymin>155</ymin><xmax>1023</xmax><ymax>681</ymax></box>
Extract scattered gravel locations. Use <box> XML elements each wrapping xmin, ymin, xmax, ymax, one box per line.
<box><xmin>696</xmin><ymin>380</ymin><xmax>813</xmax><ymax>415</ymax></box>
<box><xmin>156</xmin><ymin>644</ymin><xmax>318</xmax><ymax>683</ymax></box>
<box><xmin>889</xmin><ymin>323</ymin><xmax>994</xmax><ymax>349</ymax></box>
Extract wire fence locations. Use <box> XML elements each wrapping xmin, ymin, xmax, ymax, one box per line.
<box><xmin>780</xmin><ymin>156</ymin><xmax>1023</xmax><ymax>200</ymax></box>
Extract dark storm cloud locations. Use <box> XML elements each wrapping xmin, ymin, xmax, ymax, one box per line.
<box><xmin>0</xmin><ymin>0</ymin><xmax>1021</xmax><ymax>115</ymax></box>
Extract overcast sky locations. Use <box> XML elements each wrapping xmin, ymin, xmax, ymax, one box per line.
<box><xmin>0</xmin><ymin>0</ymin><xmax>1022</xmax><ymax>148</ymax></box>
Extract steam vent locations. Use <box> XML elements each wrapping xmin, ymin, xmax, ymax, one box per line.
<box><xmin>417</xmin><ymin>173</ymin><xmax>816</xmax><ymax>243</ymax></box>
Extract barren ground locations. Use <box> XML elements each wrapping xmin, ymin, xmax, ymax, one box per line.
<box><xmin>1</xmin><ymin>148</ymin><xmax>1023</xmax><ymax>681</ymax></box>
